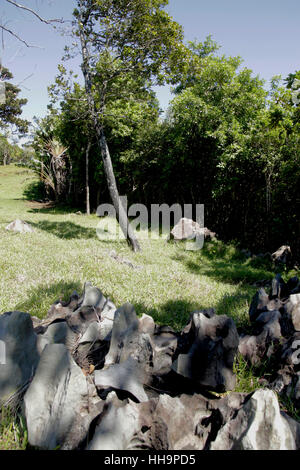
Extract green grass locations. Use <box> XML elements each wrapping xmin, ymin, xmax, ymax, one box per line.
<box><xmin>0</xmin><ymin>406</ymin><xmax>28</xmax><ymax>450</ymax></box>
<box><xmin>0</xmin><ymin>165</ymin><xmax>295</xmax><ymax>448</ymax></box>
<box><xmin>0</xmin><ymin>165</ymin><xmax>274</xmax><ymax>331</ymax></box>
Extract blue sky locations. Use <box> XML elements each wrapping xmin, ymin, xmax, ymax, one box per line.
<box><xmin>1</xmin><ymin>0</ymin><xmax>300</xmax><ymax>123</ymax></box>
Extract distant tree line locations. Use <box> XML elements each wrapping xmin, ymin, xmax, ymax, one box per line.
<box><xmin>29</xmin><ymin>34</ymin><xmax>300</xmax><ymax>258</ymax></box>
<box><xmin>0</xmin><ymin>0</ymin><xmax>299</xmax><ymax>258</ymax></box>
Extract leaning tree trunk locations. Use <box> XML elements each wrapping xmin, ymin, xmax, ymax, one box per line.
<box><xmin>78</xmin><ymin>15</ymin><xmax>140</xmax><ymax>252</ymax></box>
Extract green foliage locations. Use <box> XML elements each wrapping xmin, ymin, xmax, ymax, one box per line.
<box><xmin>23</xmin><ymin>180</ymin><xmax>47</xmax><ymax>201</ymax></box>
<box><xmin>33</xmin><ymin>11</ymin><xmax>300</xmax><ymax>259</ymax></box>
<box><xmin>73</xmin><ymin>0</ymin><xmax>186</xmax><ymax>86</ymax></box>
<box><xmin>0</xmin><ymin>66</ymin><xmax>29</xmax><ymax>134</ymax></box>
<box><xmin>0</xmin><ymin>133</ymin><xmax>32</xmax><ymax>166</ymax></box>
<box><xmin>0</xmin><ymin>406</ymin><xmax>28</xmax><ymax>450</ymax></box>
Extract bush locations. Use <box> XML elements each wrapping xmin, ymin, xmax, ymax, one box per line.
<box><xmin>23</xmin><ymin>180</ymin><xmax>47</xmax><ymax>201</ymax></box>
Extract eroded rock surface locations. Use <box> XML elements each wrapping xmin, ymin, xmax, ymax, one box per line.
<box><xmin>24</xmin><ymin>343</ymin><xmax>103</xmax><ymax>450</ymax></box>
<box><xmin>0</xmin><ymin>311</ymin><xmax>39</xmax><ymax>403</ymax></box>
<box><xmin>210</xmin><ymin>389</ymin><xmax>297</xmax><ymax>450</ymax></box>
<box><xmin>172</xmin><ymin>310</ymin><xmax>239</xmax><ymax>392</ymax></box>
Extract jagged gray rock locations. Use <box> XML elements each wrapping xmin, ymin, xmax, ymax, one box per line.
<box><xmin>271</xmin><ymin>332</ymin><xmax>300</xmax><ymax>404</ymax></box>
<box><xmin>78</xmin><ymin>282</ymin><xmax>106</xmax><ymax>310</ymax></box>
<box><xmin>94</xmin><ymin>356</ymin><xmax>148</xmax><ymax>402</ymax></box>
<box><xmin>239</xmin><ymin>310</ymin><xmax>282</xmax><ymax>366</ymax></box>
<box><xmin>0</xmin><ymin>311</ymin><xmax>40</xmax><ymax>403</ymax></box>
<box><xmin>36</xmin><ymin>321</ymin><xmax>78</xmax><ymax>355</ymax></box>
<box><xmin>104</xmin><ymin>303</ymin><xmax>141</xmax><ymax>367</ymax></box>
<box><xmin>249</xmin><ymin>288</ymin><xmax>269</xmax><ymax>323</ymax></box>
<box><xmin>210</xmin><ymin>389</ymin><xmax>297</xmax><ymax>450</ymax></box>
<box><xmin>87</xmin><ymin>392</ymin><xmax>140</xmax><ymax>450</ymax></box>
<box><xmin>87</xmin><ymin>391</ymin><xmax>247</xmax><ymax>451</ymax></box>
<box><xmin>24</xmin><ymin>343</ymin><xmax>103</xmax><ymax>450</ymax></box>
<box><xmin>172</xmin><ymin>310</ymin><xmax>239</xmax><ymax>392</ymax></box>
<box><xmin>151</xmin><ymin>326</ymin><xmax>178</xmax><ymax>377</ymax></box>
<box><xmin>67</xmin><ymin>285</ymin><xmax>116</xmax><ymax>335</ymax></box>
<box><xmin>272</xmin><ymin>245</ymin><xmax>292</xmax><ymax>267</ymax></box>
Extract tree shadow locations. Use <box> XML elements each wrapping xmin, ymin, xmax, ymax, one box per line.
<box><xmin>214</xmin><ymin>289</ymin><xmax>253</xmax><ymax>332</ymax></box>
<box><xmin>27</xmin><ymin>204</ymin><xmax>81</xmax><ymax>216</ymax></box>
<box><xmin>15</xmin><ymin>281</ymin><xmax>82</xmax><ymax>319</ymax></box>
<box><xmin>171</xmin><ymin>241</ymin><xmax>274</xmax><ymax>286</ymax></box>
<box><xmin>185</xmin><ymin>258</ymin><xmax>274</xmax><ymax>285</ymax></box>
<box><xmin>29</xmin><ymin>220</ymin><xmax>98</xmax><ymax>240</ymax></box>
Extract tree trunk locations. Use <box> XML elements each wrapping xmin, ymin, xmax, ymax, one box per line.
<box><xmin>86</xmin><ymin>141</ymin><xmax>91</xmax><ymax>216</ymax></box>
<box><xmin>97</xmin><ymin>128</ymin><xmax>140</xmax><ymax>252</ymax></box>
<box><xmin>78</xmin><ymin>11</ymin><xmax>141</xmax><ymax>252</ymax></box>
<box><xmin>96</xmin><ymin>188</ymin><xmax>101</xmax><ymax>208</ymax></box>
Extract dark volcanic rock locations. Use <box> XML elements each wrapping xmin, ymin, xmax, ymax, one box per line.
<box><xmin>104</xmin><ymin>303</ymin><xmax>142</xmax><ymax>366</ymax></box>
<box><xmin>36</xmin><ymin>320</ymin><xmax>78</xmax><ymax>355</ymax></box>
<box><xmin>94</xmin><ymin>356</ymin><xmax>148</xmax><ymax>403</ymax></box>
<box><xmin>239</xmin><ymin>310</ymin><xmax>282</xmax><ymax>366</ymax></box>
<box><xmin>271</xmin><ymin>332</ymin><xmax>300</xmax><ymax>403</ymax></box>
<box><xmin>210</xmin><ymin>389</ymin><xmax>297</xmax><ymax>450</ymax></box>
<box><xmin>24</xmin><ymin>343</ymin><xmax>103</xmax><ymax>450</ymax></box>
<box><xmin>87</xmin><ymin>391</ymin><xmax>249</xmax><ymax>451</ymax></box>
<box><xmin>172</xmin><ymin>310</ymin><xmax>239</xmax><ymax>392</ymax></box>
<box><xmin>270</xmin><ymin>273</ymin><xmax>289</xmax><ymax>300</ymax></box>
<box><xmin>272</xmin><ymin>245</ymin><xmax>292</xmax><ymax>268</ymax></box>
<box><xmin>0</xmin><ymin>311</ymin><xmax>40</xmax><ymax>403</ymax></box>
<box><xmin>287</xmin><ymin>276</ymin><xmax>300</xmax><ymax>295</ymax></box>
<box><xmin>249</xmin><ymin>288</ymin><xmax>269</xmax><ymax>323</ymax></box>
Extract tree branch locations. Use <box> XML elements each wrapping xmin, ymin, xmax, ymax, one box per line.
<box><xmin>0</xmin><ymin>23</ymin><xmax>43</xmax><ymax>48</ymax></box>
<box><xmin>5</xmin><ymin>0</ymin><xmax>65</xmax><ymax>24</ymax></box>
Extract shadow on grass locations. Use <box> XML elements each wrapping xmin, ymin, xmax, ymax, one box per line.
<box><xmin>134</xmin><ymin>299</ymin><xmax>201</xmax><ymax>331</ymax></box>
<box><xmin>214</xmin><ymin>290</ymin><xmax>254</xmax><ymax>332</ymax></box>
<box><xmin>185</xmin><ymin>258</ymin><xmax>274</xmax><ymax>285</ymax></box>
<box><xmin>30</xmin><ymin>220</ymin><xmax>98</xmax><ymax>240</ymax></box>
<box><xmin>172</xmin><ymin>240</ymin><xmax>275</xmax><ymax>287</ymax></box>
<box><xmin>134</xmin><ymin>290</ymin><xmax>253</xmax><ymax>333</ymax></box>
<box><xmin>28</xmin><ymin>204</ymin><xmax>81</xmax><ymax>216</ymax></box>
<box><xmin>15</xmin><ymin>280</ymin><xmax>82</xmax><ymax>319</ymax></box>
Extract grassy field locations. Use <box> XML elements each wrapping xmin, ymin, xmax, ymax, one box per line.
<box><xmin>0</xmin><ymin>165</ymin><xmax>291</xmax><ymax>449</ymax></box>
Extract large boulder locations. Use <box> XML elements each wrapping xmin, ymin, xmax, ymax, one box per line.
<box><xmin>239</xmin><ymin>310</ymin><xmax>282</xmax><ymax>366</ymax></box>
<box><xmin>284</xmin><ymin>294</ymin><xmax>300</xmax><ymax>332</ymax></box>
<box><xmin>104</xmin><ymin>303</ymin><xmax>151</xmax><ymax>368</ymax></box>
<box><xmin>271</xmin><ymin>332</ymin><xmax>300</xmax><ymax>404</ymax></box>
<box><xmin>248</xmin><ymin>288</ymin><xmax>269</xmax><ymax>323</ymax></box>
<box><xmin>210</xmin><ymin>389</ymin><xmax>297</xmax><ymax>450</ymax></box>
<box><xmin>168</xmin><ymin>218</ymin><xmax>216</xmax><ymax>242</ymax></box>
<box><xmin>172</xmin><ymin>310</ymin><xmax>239</xmax><ymax>392</ymax></box>
<box><xmin>87</xmin><ymin>392</ymin><xmax>141</xmax><ymax>450</ymax></box>
<box><xmin>66</xmin><ymin>283</ymin><xmax>116</xmax><ymax>335</ymax></box>
<box><xmin>272</xmin><ymin>245</ymin><xmax>292</xmax><ymax>267</ymax></box>
<box><xmin>24</xmin><ymin>343</ymin><xmax>103</xmax><ymax>450</ymax></box>
<box><xmin>87</xmin><ymin>391</ymin><xmax>246</xmax><ymax>451</ymax></box>
<box><xmin>5</xmin><ymin>219</ymin><xmax>34</xmax><ymax>233</ymax></box>
<box><xmin>0</xmin><ymin>311</ymin><xmax>40</xmax><ymax>403</ymax></box>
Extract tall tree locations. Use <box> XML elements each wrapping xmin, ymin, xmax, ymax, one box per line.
<box><xmin>0</xmin><ymin>66</ymin><xmax>29</xmax><ymax>134</ymax></box>
<box><xmin>72</xmin><ymin>0</ymin><xmax>185</xmax><ymax>252</ymax></box>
